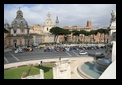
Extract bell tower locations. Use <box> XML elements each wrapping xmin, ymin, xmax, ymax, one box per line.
<box><xmin>55</xmin><ymin>16</ymin><xmax>59</xmax><ymax>27</ymax></box>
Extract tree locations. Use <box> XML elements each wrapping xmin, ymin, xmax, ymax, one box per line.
<box><xmin>62</xmin><ymin>29</ymin><xmax>71</xmax><ymax>43</ymax></box>
<box><xmin>83</xmin><ymin>31</ymin><xmax>90</xmax><ymax>44</ymax></box>
<box><xmin>97</xmin><ymin>29</ymin><xmax>104</xmax><ymax>43</ymax></box>
<box><xmin>79</xmin><ymin>30</ymin><xmax>88</xmax><ymax>44</ymax></box>
<box><xmin>50</xmin><ymin>27</ymin><xmax>63</xmax><ymax>44</ymax></box>
<box><xmin>72</xmin><ymin>30</ymin><xmax>80</xmax><ymax>43</ymax></box>
<box><xmin>102</xmin><ymin>29</ymin><xmax>109</xmax><ymax>43</ymax></box>
<box><xmin>90</xmin><ymin>30</ymin><xmax>97</xmax><ymax>44</ymax></box>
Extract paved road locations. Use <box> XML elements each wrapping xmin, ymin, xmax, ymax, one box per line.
<box><xmin>4</xmin><ymin>48</ymin><xmax>105</xmax><ymax>64</ymax></box>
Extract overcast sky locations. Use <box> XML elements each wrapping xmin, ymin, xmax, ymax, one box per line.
<box><xmin>4</xmin><ymin>4</ymin><xmax>116</xmax><ymax>29</ymax></box>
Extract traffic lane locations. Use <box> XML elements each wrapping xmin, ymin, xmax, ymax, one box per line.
<box><xmin>84</xmin><ymin>49</ymin><xmax>105</xmax><ymax>57</ymax></box>
<box><xmin>4</xmin><ymin>49</ymin><xmax>105</xmax><ymax>64</ymax></box>
<box><xmin>9</xmin><ymin>51</ymin><xmax>69</xmax><ymax>59</ymax></box>
<box><xmin>4</xmin><ymin>52</ymin><xmax>20</xmax><ymax>63</ymax></box>
<box><xmin>82</xmin><ymin>49</ymin><xmax>105</xmax><ymax>54</ymax></box>
<box><xmin>13</xmin><ymin>51</ymin><xmax>67</xmax><ymax>56</ymax></box>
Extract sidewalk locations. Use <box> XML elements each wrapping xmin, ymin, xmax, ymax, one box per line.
<box><xmin>4</xmin><ymin>57</ymin><xmax>93</xmax><ymax>79</ymax></box>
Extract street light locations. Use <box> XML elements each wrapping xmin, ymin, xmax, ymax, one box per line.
<box><xmin>28</xmin><ymin>34</ymin><xmax>29</xmax><ymax>47</ymax></box>
<box><xmin>27</xmin><ymin>28</ymin><xmax>30</xmax><ymax>47</ymax></box>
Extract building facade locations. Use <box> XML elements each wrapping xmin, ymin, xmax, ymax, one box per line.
<box><xmin>5</xmin><ymin>9</ymin><xmax>33</xmax><ymax>48</ymax></box>
<box><xmin>29</xmin><ymin>24</ymin><xmax>43</xmax><ymax>46</ymax></box>
<box><xmin>58</xmin><ymin>21</ymin><xmax>92</xmax><ymax>43</ymax></box>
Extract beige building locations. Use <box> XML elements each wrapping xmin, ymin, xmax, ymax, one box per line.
<box><xmin>29</xmin><ymin>24</ymin><xmax>43</xmax><ymax>46</ymax></box>
<box><xmin>5</xmin><ymin>8</ymin><xmax>33</xmax><ymax>48</ymax></box>
<box><xmin>29</xmin><ymin>12</ymin><xmax>60</xmax><ymax>44</ymax></box>
<box><xmin>63</xmin><ymin>21</ymin><xmax>92</xmax><ymax>31</ymax></box>
<box><xmin>58</xmin><ymin>21</ymin><xmax>92</xmax><ymax>43</ymax></box>
<box><xmin>29</xmin><ymin>12</ymin><xmax>57</xmax><ymax>44</ymax></box>
<box><xmin>29</xmin><ymin>24</ymin><xmax>43</xmax><ymax>34</ymax></box>
<box><xmin>42</xmin><ymin>12</ymin><xmax>55</xmax><ymax>43</ymax></box>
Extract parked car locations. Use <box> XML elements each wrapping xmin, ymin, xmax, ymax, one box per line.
<box><xmin>14</xmin><ymin>48</ymin><xmax>23</xmax><ymax>53</ymax></box>
<box><xmin>79</xmin><ymin>50</ymin><xmax>88</xmax><ymax>55</ymax></box>
<box><xmin>23</xmin><ymin>47</ymin><xmax>33</xmax><ymax>52</ymax></box>
<box><xmin>14</xmin><ymin>49</ymin><xmax>19</xmax><ymax>53</ymax></box>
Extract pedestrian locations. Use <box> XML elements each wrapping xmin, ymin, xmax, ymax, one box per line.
<box><xmin>59</xmin><ymin>57</ymin><xmax>61</xmax><ymax>61</ymax></box>
<box><xmin>40</xmin><ymin>61</ymin><xmax>43</xmax><ymax>67</ymax></box>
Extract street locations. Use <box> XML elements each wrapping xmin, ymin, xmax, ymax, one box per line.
<box><xmin>4</xmin><ymin>48</ymin><xmax>105</xmax><ymax>64</ymax></box>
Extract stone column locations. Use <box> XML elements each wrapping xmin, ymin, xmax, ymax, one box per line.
<box><xmin>40</xmin><ymin>69</ymin><xmax>44</xmax><ymax>79</ymax></box>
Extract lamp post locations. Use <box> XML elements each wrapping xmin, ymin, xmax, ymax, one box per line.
<box><xmin>28</xmin><ymin>34</ymin><xmax>29</xmax><ymax>47</ymax></box>
<box><xmin>27</xmin><ymin>28</ymin><xmax>30</xmax><ymax>47</ymax></box>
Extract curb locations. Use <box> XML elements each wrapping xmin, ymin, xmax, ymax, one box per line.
<box><xmin>4</xmin><ymin>57</ymin><xmax>82</xmax><ymax>69</ymax></box>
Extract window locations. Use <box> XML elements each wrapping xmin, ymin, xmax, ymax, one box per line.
<box><xmin>21</xmin><ymin>29</ymin><xmax>24</xmax><ymax>32</ymax></box>
<box><xmin>14</xmin><ymin>30</ymin><xmax>16</xmax><ymax>33</ymax></box>
<box><xmin>21</xmin><ymin>20</ymin><xmax>23</xmax><ymax>23</ymax></box>
<box><xmin>27</xmin><ymin>29</ymin><xmax>29</xmax><ymax>34</ymax></box>
<box><xmin>47</xmin><ymin>28</ymin><xmax>48</xmax><ymax>31</ymax></box>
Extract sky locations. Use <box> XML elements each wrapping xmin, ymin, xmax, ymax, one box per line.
<box><xmin>4</xmin><ymin>4</ymin><xmax>116</xmax><ymax>29</ymax></box>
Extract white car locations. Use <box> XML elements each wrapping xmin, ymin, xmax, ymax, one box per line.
<box><xmin>14</xmin><ymin>48</ymin><xmax>23</xmax><ymax>53</ymax></box>
<box><xmin>14</xmin><ymin>49</ymin><xmax>19</xmax><ymax>53</ymax></box>
<box><xmin>79</xmin><ymin>50</ymin><xmax>88</xmax><ymax>55</ymax></box>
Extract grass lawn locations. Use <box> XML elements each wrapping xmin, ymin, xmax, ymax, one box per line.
<box><xmin>4</xmin><ymin>62</ymin><xmax>55</xmax><ymax>79</ymax></box>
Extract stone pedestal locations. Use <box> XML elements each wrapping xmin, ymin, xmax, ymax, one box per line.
<box><xmin>53</xmin><ymin>60</ymin><xmax>71</xmax><ymax>79</ymax></box>
<box><xmin>111</xmin><ymin>41</ymin><xmax>116</xmax><ymax>62</ymax></box>
<box><xmin>40</xmin><ymin>69</ymin><xmax>44</xmax><ymax>79</ymax></box>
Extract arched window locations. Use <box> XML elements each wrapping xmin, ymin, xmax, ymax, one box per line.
<box><xmin>14</xmin><ymin>30</ymin><xmax>16</xmax><ymax>33</ymax></box>
<box><xmin>47</xmin><ymin>28</ymin><xmax>48</xmax><ymax>31</ymax></box>
<box><xmin>21</xmin><ymin>29</ymin><xmax>24</xmax><ymax>32</ymax></box>
<box><xmin>13</xmin><ymin>39</ymin><xmax>17</xmax><ymax>42</ymax></box>
<box><xmin>21</xmin><ymin>20</ymin><xmax>23</xmax><ymax>23</ymax></box>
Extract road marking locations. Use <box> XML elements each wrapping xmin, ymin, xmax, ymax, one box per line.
<box><xmin>4</xmin><ymin>56</ymin><xmax>9</xmax><ymax>63</ymax></box>
<box><xmin>9</xmin><ymin>52</ymin><xmax>19</xmax><ymax>61</ymax></box>
<box><xmin>65</xmin><ymin>51</ymin><xmax>72</xmax><ymax>57</ymax></box>
<box><xmin>72</xmin><ymin>51</ymin><xmax>80</xmax><ymax>57</ymax></box>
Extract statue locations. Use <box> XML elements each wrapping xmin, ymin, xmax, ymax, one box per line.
<box><xmin>111</xmin><ymin>10</ymin><xmax>116</xmax><ymax>23</ymax></box>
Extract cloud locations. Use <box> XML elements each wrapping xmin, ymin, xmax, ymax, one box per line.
<box><xmin>4</xmin><ymin>4</ymin><xmax>116</xmax><ymax>28</ymax></box>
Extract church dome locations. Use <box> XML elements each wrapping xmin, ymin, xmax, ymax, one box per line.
<box><xmin>44</xmin><ymin>12</ymin><xmax>54</xmax><ymax>26</ymax></box>
<box><xmin>11</xmin><ymin>9</ymin><xmax>28</xmax><ymax>28</ymax></box>
<box><xmin>4</xmin><ymin>20</ymin><xmax>9</xmax><ymax>28</ymax></box>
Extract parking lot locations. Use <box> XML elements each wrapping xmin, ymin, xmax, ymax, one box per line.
<box><xmin>4</xmin><ymin>47</ymin><xmax>105</xmax><ymax>64</ymax></box>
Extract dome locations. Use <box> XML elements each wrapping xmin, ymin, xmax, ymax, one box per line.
<box><xmin>12</xmin><ymin>18</ymin><xmax>28</xmax><ymax>26</ymax></box>
<box><xmin>4</xmin><ymin>22</ymin><xmax>9</xmax><ymax>26</ymax></box>
<box><xmin>4</xmin><ymin>20</ymin><xmax>9</xmax><ymax>28</ymax></box>
<box><xmin>11</xmin><ymin>9</ymin><xmax>28</xmax><ymax>28</ymax></box>
<box><xmin>44</xmin><ymin>19</ymin><xmax>54</xmax><ymax>26</ymax></box>
<box><xmin>44</xmin><ymin>12</ymin><xmax>54</xmax><ymax>26</ymax></box>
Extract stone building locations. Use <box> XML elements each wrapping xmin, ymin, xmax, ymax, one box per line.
<box><xmin>63</xmin><ymin>21</ymin><xmax>92</xmax><ymax>31</ymax></box>
<box><xmin>4</xmin><ymin>20</ymin><xmax>10</xmax><ymax>32</ymax></box>
<box><xmin>58</xmin><ymin>21</ymin><xmax>92</xmax><ymax>43</ymax></box>
<box><xmin>42</xmin><ymin>12</ymin><xmax>55</xmax><ymax>43</ymax></box>
<box><xmin>29</xmin><ymin>24</ymin><xmax>43</xmax><ymax>46</ymax></box>
<box><xmin>29</xmin><ymin>12</ymin><xmax>59</xmax><ymax>44</ymax></box>
<box><xmin>5</xmin><ymin>8</ymin><xmax>33</xmax><ymax>48</ymax></box>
